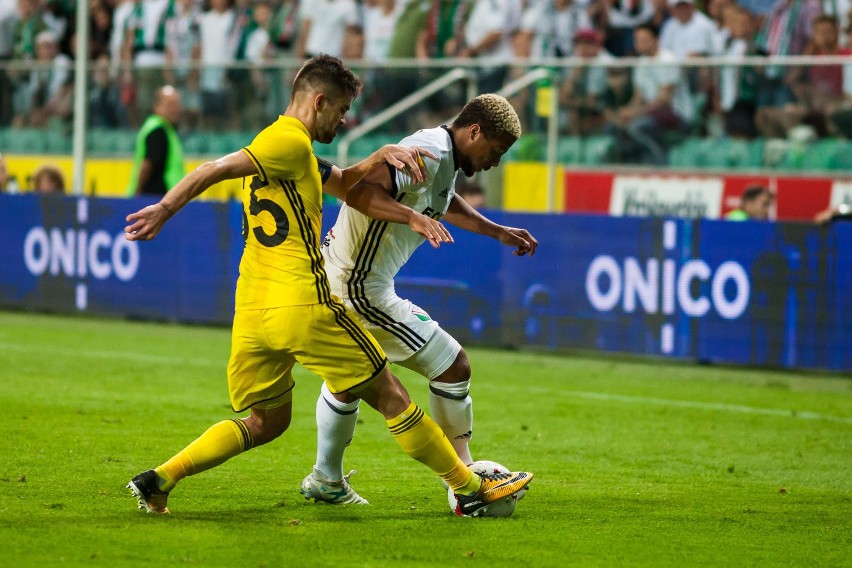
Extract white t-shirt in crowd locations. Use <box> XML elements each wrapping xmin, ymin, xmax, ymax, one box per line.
<box><xmin>245</xmin><ymin>27</ymin><xmax>271</xmax><ymax>63</ymax></box>
<box><xmin>299</xmin><ymin>0</ymin><xmax>359</xmax><ymax>57</ymax></box>
<box><xmin>633</xmin><ymin>49</ymin><xmax>695</xmax><ymax>122</ymax></box>
<box><xmin>463</xmin><ymin>0</ymin><xmax>520</xmax><ymax>61</ymax></box>
<box><xmin>719</xmin><ymin>37</ymin><xmax>748</xmax><ymax>111</ymax></box>
<box><xmin>660</xmin><ymin>10</ymin><xmax>717</xmax><ymax>57</ymax></box>
<box><xmin>0</xmin><ymin>0</ymin><xmax>19</xmax><ymax>56</ymax></box>
<box><xmin>198</xmin><ymin>8</ymin><xmax>237</xmax><ymax>92</ymax></box>
<box><xmin>362</xmin><ymin>1</ymin><xmax>405</xmax><ymax>61</ymax></box>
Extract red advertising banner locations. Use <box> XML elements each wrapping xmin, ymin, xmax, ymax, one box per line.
<box><xmin>564</xmin><ymin>170</ymin><xmax>840</xmax><ymax>221</ymax></box>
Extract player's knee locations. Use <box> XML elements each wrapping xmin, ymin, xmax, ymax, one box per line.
<box><xmin>331</xmin><ymin>389</ymin><xmax>359</xmax><ymax>405</ymax></box>
<box><xmin>436</xmin><ymin>350</ymin><xmax>471</xmax><ymax>383</ymax></box>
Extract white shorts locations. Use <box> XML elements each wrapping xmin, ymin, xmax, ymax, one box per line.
<box><xmin>341</xmin><ymin>290</ymin><xmax>462</xmax><ymax>380</ymax></box>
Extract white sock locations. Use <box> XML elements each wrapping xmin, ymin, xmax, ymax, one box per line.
<box><xmin>314</xmin><ymin>382</ymin><xmax>360</xmax><ymax>481</ymax></box>
<box><xmin>428</xmin><ymin>379</ymin><xmax>473</xmax><ymax>465</ymax></box>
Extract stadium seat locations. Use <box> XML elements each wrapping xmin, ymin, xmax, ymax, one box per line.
<box><xmin>556</xmin><ymin>137</ymin><xmax>582</xmax><ymax>164</ymax></box>
<box><xmin>206</xmin><ymin>133</ymin><xmax>237</xmax><ymax>155</ymax></box>
<box><xmin>348</xmin><ymin>132</ymin><xmax>405</xmax><ymax>159</ymax></box>
<box><xmin>801</xmin><ymin>139</ymin><xmax>844</xmax><ymax>171</ymax></box>
<box><xmin>313</xmin><ymin>137</ymin><xmax>339</xmax><ymax>160</ymax></box>
<box><xmin>86</xmin><ymin>128</ymin><xmax>137</xmax><ymax>156</ymax></box>
<box><xmin>762</xmin><ymin>138</ymin><xmax>790</xmax><ymax>169</ymax></box>
<box><xmin>117</xmin><ymin>129</ymin><xmax>138</xmax><ymax>154</ymax></box>
<box><xmin>581</xmin><ymin>135</ymin><xmax>614</xmax><ymax>165</ymax></box>
<box><xmin>45</xmin><ymin>133</ymin><xmax>72</xmax><ymax>154</ymax></box>
<box><xmin>86</xmin><ymin>128</ymin><xmax>107</xmax><ymax>153</ymax></box>
<box><xmin>702</xmin><ymin>138</ymin><xmax>765</xmax><ymax>170</ymax></box>
<box><xmin>512</xmin><ymin>133</ymin><xmax>545</xmax><ymax>161</ymax></box>
<box><xmin>12</xmin><ymin>128</ymin><xmax>48</xmax><ymax>153</ymax></box>
<box><xmin>230</xmin><ymin>130</ymin><xmax>255</xmax><ymax>149</ymax></box>
<box><xmin>832</xmin><ymin>140</ymin><xmax>852</xmax><ymax>170</ymax></box>
<box><xmin>744</xmin><ymin>139</ymin><xmax>766</xmax><ymax>168</ymax></box>
<box><xmin>781</xmin><ymin>138</ymin><xmax>839</xmax><ymax>171</ymax></box>
<box><xmin>181</xmin><ymin>133</ymin><xmax>209</xmax><ymax>156</ymax></box>
<box><xmin>669</xmin><ymin>137</ymin><xmax>708</xmax><ymax>168</ymax></box>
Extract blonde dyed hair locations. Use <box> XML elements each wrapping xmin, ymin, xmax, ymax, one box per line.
<box><xmin>453</xmin><ymin>94</ymin><xmax>522</xmax><ymax>141</ymax></box>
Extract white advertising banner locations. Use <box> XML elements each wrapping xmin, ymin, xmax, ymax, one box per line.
<box><xmin>609</xmin><ymin>175</ymin><xmax>724</xmax><ymax>219</ymax></box>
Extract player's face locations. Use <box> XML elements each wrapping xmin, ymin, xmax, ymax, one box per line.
<box><xmin>460</xmin><ymin>129</ymin><xmax>514</xmax><ymax>176</ymax></box>
<box><xmin>316</xmin><ymin>93</ymin><xmax>353</xmax><ymax>144</ymax></box>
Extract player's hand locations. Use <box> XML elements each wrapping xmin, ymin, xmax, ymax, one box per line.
<box><xmin>380</xmin><ymin>145</ymin><xmax>438</xmax><ymax>183</ymax></box>
<box><xmin>500</xmin><ymin>226</ymin><xmax>538</xmax><ymax>257</ymax></box>
<box><xmin>124</xmin><ymin>202</ymin><xmax>172</xmax><ymax>241</ymax></box>
<box><xmin>409</xmin><ymin>212</ymin><xmax>454</xmax><ymax>249</ymax></box>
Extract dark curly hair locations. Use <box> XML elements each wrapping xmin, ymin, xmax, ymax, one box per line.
<box><xmin>452</xmin><ymin>94</ymin><xmax>522</xmax><ymax>141</ymax></box>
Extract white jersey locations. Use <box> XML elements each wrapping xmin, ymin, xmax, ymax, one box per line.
<box><xmin>323</xmin><ymin>126</ymin><xmax>459</xmax><ymax>296</ymax></box>
<box><xmin>322</xmin><ymin>126</ymin><xmax>463</xmax><ymax>374</ymax></box>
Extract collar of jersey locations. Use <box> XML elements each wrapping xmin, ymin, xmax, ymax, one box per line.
<box><xmin>440</xmin><ymin>125</ymin><xmax>459</xmax><ymax>171</ymax></box>
<box><xmin>279</xmin><ymin>115</ymin><xmax>311</xmax><ymax>139</ymax></box>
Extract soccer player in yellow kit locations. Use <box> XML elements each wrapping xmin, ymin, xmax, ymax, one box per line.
<box><xmin>123</xmin><ymin>54</ymin><xmax>532</xmax><ymax>517</ymax></box>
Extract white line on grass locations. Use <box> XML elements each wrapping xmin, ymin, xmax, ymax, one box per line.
<box><xmin>567</xmin><ymin>390</ymin><xmax>852</xmax><ymax>425</ymax></box>
<box><xmin>0</xmin><ymin>342</ymin><xmax>222</xmax><ymax>368</ymax></box>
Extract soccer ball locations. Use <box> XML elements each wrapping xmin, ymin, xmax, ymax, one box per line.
<box><xmin>447</xmin><ymin>460</ymin><xmax>519</xmax><ymax>517</ymax></box>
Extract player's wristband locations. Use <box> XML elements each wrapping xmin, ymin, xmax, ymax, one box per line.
<box><xmin>159</xmin><ymin>202</ymin><xmax>174</xmax><ymax>217</ymax></box>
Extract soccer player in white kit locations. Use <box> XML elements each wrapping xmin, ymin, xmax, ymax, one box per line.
<box><xmin>301</xmin><ymin>94</ymin><xmax>539</xmax><ymax>504</ymax></box>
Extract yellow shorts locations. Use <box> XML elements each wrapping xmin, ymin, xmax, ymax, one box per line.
<box><xmin>227</xmin><ymin>300</ymin><xmax>388</xmax><ymax>412</ymax></box>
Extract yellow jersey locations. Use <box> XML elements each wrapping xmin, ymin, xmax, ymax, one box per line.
<box><xmin>237</xmin><ymin>116</ymin><xmax>333</xmax><ymax>308</ymax></box>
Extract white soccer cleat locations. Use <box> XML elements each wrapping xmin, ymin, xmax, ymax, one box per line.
<box><xmin>300</xmin><ymin>467</ymin><xmax>369</xmax><ymax>505</ymax></box>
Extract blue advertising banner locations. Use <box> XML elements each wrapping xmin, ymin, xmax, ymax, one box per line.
<box><xmin>0</xmin><ymin>194</ymin><xmax>240</xmax><ymax>324</ymax></box>
<box><xmin>499</xmin><ymin>215</ymin><xmax>696</xmax><ymax>357</ymax></box>
<box><xmin>1</xmin><ymin>194</ymin><xmax>848</xmax><ymax>372</ymax></box>
<box><xmin>696</xmin><ymin>220</ymin><xmax>851</xmax><ymax>371</ymax></box>
<box><xmin>498</xmin><ymin>215</ymin><xmax>851</xmax><ymax>372</ymax></box>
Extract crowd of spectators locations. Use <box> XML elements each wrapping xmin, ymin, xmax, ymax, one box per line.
<box><xmin>1</xmin><ymin>0</ymin><xmax>852</xmax><ymax>162</ymax></box>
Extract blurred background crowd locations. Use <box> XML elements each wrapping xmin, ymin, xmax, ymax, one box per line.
<box><xmin>1</xmin><ymin>0</ymin><xmax>852</xmax><ymax>165</ymax></box>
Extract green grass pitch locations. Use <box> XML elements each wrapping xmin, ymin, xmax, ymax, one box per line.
<box><xmin>1</xmin><ymin>311</ymin><xmax>850</xmax><ymax>567</ymax></box>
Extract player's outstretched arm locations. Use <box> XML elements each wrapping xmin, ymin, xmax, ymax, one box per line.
<box><xmin>125</xmin><ymin>151</ymin><xmax>258</xmax><ymax>241</ymax></box>
<box><xmin>346</xmin><ymin>164</ymin><xmax>454</xmax><ymax>249</ymax></box>
<box><xmin>443</xmin><ymin>195</ymin><xmax>538</xmax><ymax>256</ymax></box>
<box><xmin>323</xmin><ymin>145</ymin><xmax>438</xmax><ymax>200</ymax></box>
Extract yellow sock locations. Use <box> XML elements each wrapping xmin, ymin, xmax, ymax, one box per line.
<box><xmin>155</xmin><ymin>419</ymin><xmax>253</xmax><ymax>492</ymax></box>
<box><xmin>452</xmin><ymin>466</ymin><xmax>483</xmax><ymax>495</ymax></box>
<box><xmin>386</xmin><ymin>402</ymin><xmax>473</xmax><ymax>491</ymax></box>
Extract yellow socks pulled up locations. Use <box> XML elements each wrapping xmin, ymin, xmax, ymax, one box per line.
<box><xmin>155</xmin><ymin>419</ymin><xmax>253</xmax><ymax>492</ymax></box>
<box><xmin>386</xmin><ymin>402</ymin><xmax>476</xmax><ymax>493</ymax></box>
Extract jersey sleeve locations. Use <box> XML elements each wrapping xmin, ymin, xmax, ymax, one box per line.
<box><xmin>390</xmin><ymin>149</ymin><xmax>442</xmax><ymax>197</ymax></box>
<box><xmin>243</xmin><ymin>127</ymin><xmax>310</xmax><ymax>183</ymax></box>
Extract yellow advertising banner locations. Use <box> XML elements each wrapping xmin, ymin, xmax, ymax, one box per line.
<box><xmin>502</xmin><ymin>162</ymin><xmax>564</xmax><ymax>212</ymax></box>
<box><xmin>6</xmin><ymin>156</ymin><xmax>561</xmax><ymax>213</ymax></box>
<box><xmin>3</xmin><ymin>155</ymin><xmax>241</xmax><ymax>200</ymax></box>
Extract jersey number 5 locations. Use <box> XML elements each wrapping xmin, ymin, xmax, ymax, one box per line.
<box><xmin>244</xmin><ymin>175</ymin><xmax>289</xmax><ymax>247</ymax></box>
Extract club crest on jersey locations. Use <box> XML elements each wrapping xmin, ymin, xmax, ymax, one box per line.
<box><xmin>439</xmin><ymin>187</ymin><xmax>450</xmax><ymax>198</ymax></box>
<box><xmin>411</xmin><ymin>307</ymin><xmax>431</xmax><ymax>321</ymax></box>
